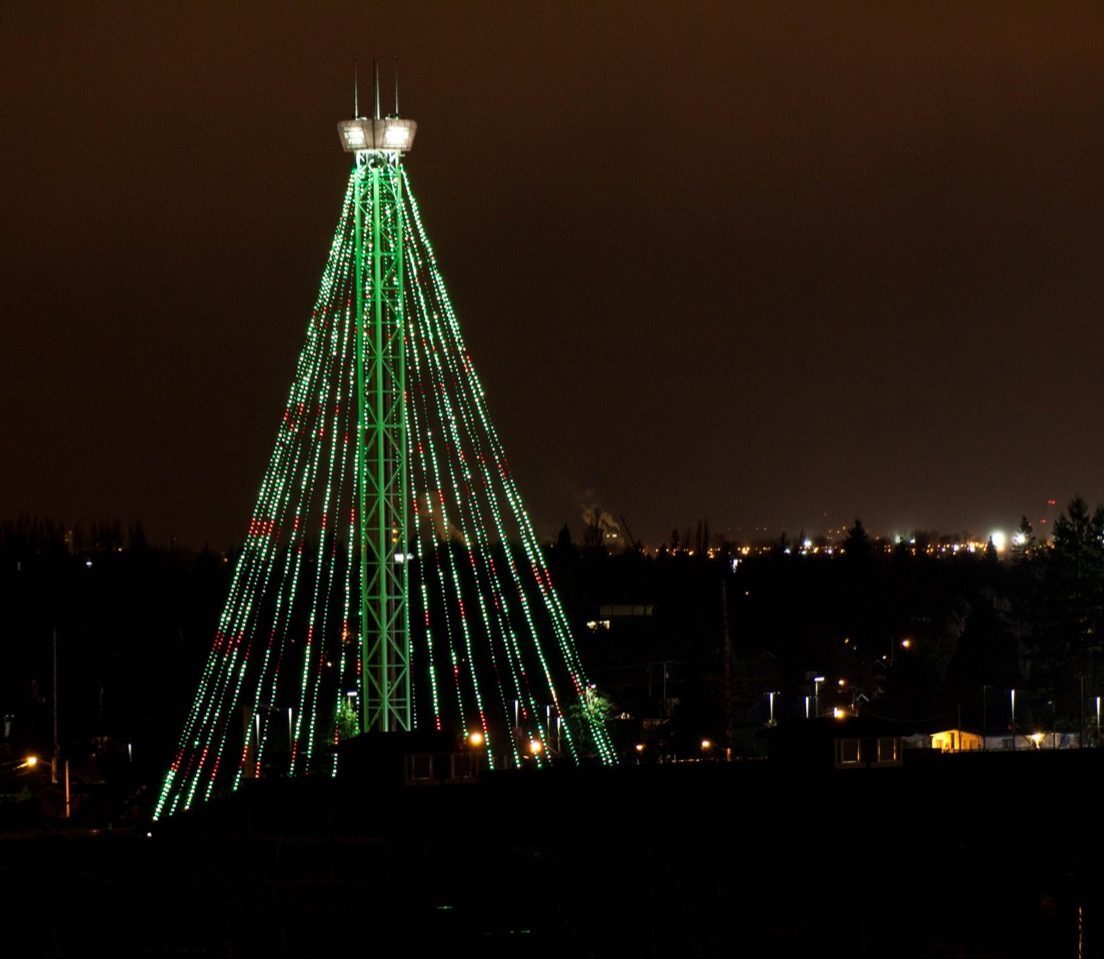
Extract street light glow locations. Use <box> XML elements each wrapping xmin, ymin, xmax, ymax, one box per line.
<box><xmin>468</xmin><ymin>730</ymin><xmax>484</xmax><ymax>748</ymax></box>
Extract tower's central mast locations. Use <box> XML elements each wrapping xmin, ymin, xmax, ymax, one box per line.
<box><xmin>338</xmin><ymin>69</ymin><xmax>417</xmax><ymax>734</ymax></box>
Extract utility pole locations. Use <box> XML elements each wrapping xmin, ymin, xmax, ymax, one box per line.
<box><xmin>51</xmin><ymin>626</ymin><xmax>59</xmax><ymax>785</ymax></box>
<box><xmin>720</xmin><ymin>576</ymin><xmax>734</xmax><ymax>760</ymax></box>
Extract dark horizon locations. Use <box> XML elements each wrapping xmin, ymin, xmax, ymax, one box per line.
<box><xmin>3</xmin><ymin>3</ymin><xmax>1103</xmax><ymax>549</ymax></box>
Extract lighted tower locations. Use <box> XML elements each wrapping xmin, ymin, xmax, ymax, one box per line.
<box><xmin>337</xmin><ymin>67</ymin><xmax>417</xmax><ymax>734</ymax></box>
<box><xmin>154</xmin><ymin>69</ymin><xmax>617</xmax><ymax>820</ymax></box>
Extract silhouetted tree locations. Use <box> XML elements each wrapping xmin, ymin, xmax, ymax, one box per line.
<box><xmin>844</xmin><ymin>519</ymin><xmax>870</xmax><ymax>561</ymax></box>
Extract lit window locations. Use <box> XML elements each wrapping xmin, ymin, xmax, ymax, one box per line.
<box><xmin>837</xmin><ymin>738</ymin><xmax>861</xmax><ymax>766</ymax></box>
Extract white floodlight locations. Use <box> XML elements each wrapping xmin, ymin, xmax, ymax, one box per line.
<box><xmin>337</xmin><ymin>118</ymin><xmax>417</xmax><ymax>154</ymax></box>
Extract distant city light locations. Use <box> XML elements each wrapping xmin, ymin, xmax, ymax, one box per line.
<box><xmin>1012</xmin><ymin>531</ymin><xmax>1027</xmax><ymax>547</ymax></box>
<box><xmin>989</xmin><ymin>531</ymin><xmax>1007</xmax><ymax>552</ymax></box>
<box><xmin>468</xmin><ymin>730</ymin><xmax>484</xmax><ymax>748</ymax></box>
<box><xmin>529</xmin><ymin>739</ymin><xmax>543</xmax><ymax>755</ymax></box>
<box><xmin>901</xmin><ymin>638</ymin><xmax>912</xmax><ymax>649</ymax></box>
<box><xmin>832</xmin><ymin>708</ymin><xmax>846</xmax><ymax>720</ymax></box>
<box><xmin>700</xmin><ymin>739</ymin><xmax>713</xmax><ymax>751</ymax></box>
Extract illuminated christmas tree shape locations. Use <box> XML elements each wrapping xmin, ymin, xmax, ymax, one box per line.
<box><xmin>155</xmin><ymin>87</ymin><xmax>616</xmax><ymax>818</ymax></box>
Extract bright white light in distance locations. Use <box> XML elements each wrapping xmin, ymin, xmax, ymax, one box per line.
<box><xmin>1012</xmin><ymin>531</ymin><xmax>1027</xmax><ymax>547</ymax></box>
<box><xmin>989</xmin><ymin>531</ymin><xmax>1007</xmax><ymax>552</ymax></box>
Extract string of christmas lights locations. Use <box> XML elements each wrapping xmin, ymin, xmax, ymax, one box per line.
<box><xmin>154</xmin><ymin>166</ymin><xmax>616</xmax><ymax>819</ymax></box>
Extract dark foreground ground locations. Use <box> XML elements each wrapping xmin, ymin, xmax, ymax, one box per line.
<box><xmin>1</xmin><ymin>751</ymin><xmax>1100</xmax><ymax>958</ymax></box>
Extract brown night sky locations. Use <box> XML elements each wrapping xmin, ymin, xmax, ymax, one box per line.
<box><xmin>2</xmin><ymin>2</ymin><xmax>1103</xmax><ymax>547</ymax></box>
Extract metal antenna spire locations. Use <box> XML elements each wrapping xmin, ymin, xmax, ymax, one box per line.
<box><xmin>373</xmin><ymin>58</ymin><xmax>381</xmax><ymax>120</ymax></box>
<box><xmin>393</xmin><ymin>58</ymin><xmax>400</xmax><ymax>116</ymax></box>
<box><xmin>353</xmin><ymin>59</ymin><xmax>360</xmax><ymax>118</ymax></box>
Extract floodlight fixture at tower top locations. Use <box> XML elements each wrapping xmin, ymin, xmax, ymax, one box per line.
<box><xmin>337</xmin><ymin>58</ymin><xmax>416</xmax><ymax>155</ymax></box>
<box><xmin>338</xmin><ymin>116</ymin><xmax>416</xmax><ymax>153</ymax></box>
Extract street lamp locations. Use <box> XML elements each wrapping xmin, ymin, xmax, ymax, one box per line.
<box><xmin>21</xmin><ymin>754</ymin><xmax>71</xmax><ymax>817</ymax></box>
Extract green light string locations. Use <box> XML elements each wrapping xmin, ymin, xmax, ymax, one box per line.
<box><xmin>299</xmin><ymin>322</ymin><xmax>358</xmax><ymax>772</ymax></box>
<box><xmin>204</xmin><ymin>207</ymin><xmax>358</xmax><ymax>798</ymax></box>
<box><xmin>428</xmin><ymin>258</ymin><xmax>615</xmax><ymax>764</ymax></box>
<box><xmin>403</xmin><ymin>208</ymin><xmax>561</xmax><ymax>763</ymax></box>
<box><xmin>195</xmin><ymin>226</ymin><xmax>352</xmax><ymax>807</ymax></box>
<box><xmin>406</xmin><ymin>306</ymin><xmax>495</xmax><ymax>760</ymax></box>
<box><xmin>245</xmin><ymin>236</ymin><xmax>357</xmax><ymax>787</ymax></box>
<box><xmin>330</xmin><ymin>410</ymin><xmax>361</xmax><ymax>777</ymax></box>
<box><xmin>407</xmin><ymin>289</ymin><xmax>519</xmax><ymax>766</ymax></box>
<box><xmin>164</xmin><ymin>227</ymin><xmax>342</xmax><ymax>814</ymax></box>
<box><xmin>405</xmin><ymin>262</ymin><xmax>539</xmax><ymax>764</ymax></box>
<box><xmin>405</xmin><ymin>359</ymin><xmax>445</xmax><ymax>732</ymax></box>
<box><xmin>290</xmin><ymin>261</ymin><xmax>359</xmax><ymax>776</ymax></box>
<box><xmin>404</xmin><ymin>171</ymin><xmax>615</xmax><ymax>764</ymax></box>
<box><xmin>407</xmin><ymin>351</ymin><xmax>468</xmax><ymax>737</ymax></box>
<box><xmin>160</xmin><ymin>214</ymin><xmax>347</xmax><ymax>813</ymax></box>
<box><xmin>156</xmin><ymin>181</ymin><xmax>356</xmax><ymax>817</ymax></box>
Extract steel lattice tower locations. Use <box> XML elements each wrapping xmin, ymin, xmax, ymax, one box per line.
<box><xmin>338</xmin><ymin>74</ymin><xmax>418</xmax><ymax>733</ymax></box>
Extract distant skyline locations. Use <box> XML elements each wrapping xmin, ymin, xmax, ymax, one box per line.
<box><xmin>3</xmin><ymin>3</ymin><xmax>1104</xmax><ymax>548</ymax></box>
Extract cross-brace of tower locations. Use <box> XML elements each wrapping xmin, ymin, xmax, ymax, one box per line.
<box><xmin>154</xmin><ymin>74</ymin><xmax>616</xmax><ymax>818</ymax></box>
